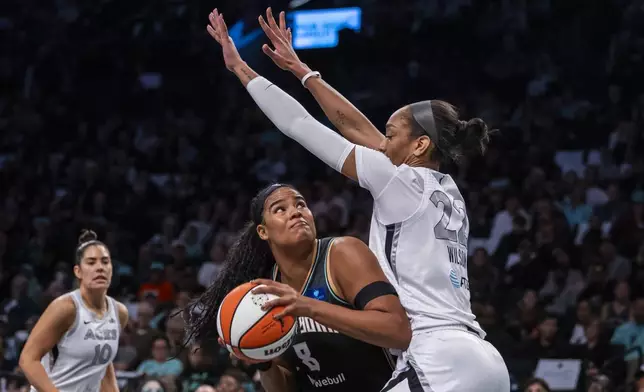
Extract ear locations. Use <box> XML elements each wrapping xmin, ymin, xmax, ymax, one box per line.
<box><xmin>412</xmin><ymin>135</ymin><xmax>432</xmax><ymax>157</ymax></box>
<box><xmin>256</xmin><ymin>224</ymin><xmax>269</xmax><ymax>241</ymax></box>
<box><xmin>73</xmin><ymin>264</ymin><xmax>82</xmax><ymax>280</ymax></box>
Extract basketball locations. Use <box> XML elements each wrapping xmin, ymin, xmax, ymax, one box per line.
<box><xmin>217</xmin><ymin>282</ymin><xmax>297</xmax><ymax>361</ymax></box>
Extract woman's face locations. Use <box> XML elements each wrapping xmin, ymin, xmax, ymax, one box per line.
<box><xmin>74</xmin><ymin>245</ymin><xmax>112</xmax><ymax>290</ymax></box>
<box><xmin>526</xmin><ymin>382</ymin><xmax>548</xmax><ymax>392</ymax></box>
<box><xmin>379</xmin><ymin>106</ymin><xmax>431</xmax><ymax>166</ymax></box>
<box><xmin>151</xmin><ymin>338</ymin><xmax>169</xmax><ymax>362</ymax></box>
<box><xmin>258</xmin><ymin>187</ymin><xmax>316</xmax><ymax>247</ymax></box>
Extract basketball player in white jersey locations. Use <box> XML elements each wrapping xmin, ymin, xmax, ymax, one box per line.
<box><xmin>19</xmin><ymin>230</ymin><xmax>128</xmax><ymax>392</ymax></box>
<box><xmin>206</xmin><ymin>8</ymin><xmax>510</xmax><ymax>391</ymax></box>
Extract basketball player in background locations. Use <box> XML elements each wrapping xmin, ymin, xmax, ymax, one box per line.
<box><xmin>20</xmin><ymin>230</ymin><xmax>128</xmax><ymax>392</ymax></box>
<box><xmin>186</xmin><ymin>183</ymin><xmax>410</xmax><ymax>391</ymax></box>
<box><xmin>206</xmin><ymin>9</ymin><xmax>510</xmax><ymax>391</ymax></box>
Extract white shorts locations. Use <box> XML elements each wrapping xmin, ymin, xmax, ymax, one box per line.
<box><xmin>382</xmin><ymin>327</ymin><xmax>510</xmax><ymax>392</ymax></box>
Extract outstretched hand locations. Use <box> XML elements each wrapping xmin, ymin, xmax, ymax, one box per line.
<box><xmin>207</xmin><ymin>8</ymin><xmax>244</xmax><ymax>72</ymax></box>
<box><xmin>258</xmin><ymin>8</ymin><xmax>310</xmax><ymax>77</ymax></box>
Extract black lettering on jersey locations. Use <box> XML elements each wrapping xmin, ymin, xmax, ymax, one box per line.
<box><xmin>298</xmin><ymin>317</ymin><xmax>338</xmax><ymax>334</ymax></box>
<box><xmin>84</xmin><ymin>329</ymin><xmax>118</xmax><ymax>341</ymax></box>
<box><xmin>448</xmin><ymin>246</ymin><xmax>467</xmax><ymax>268</ymax></box>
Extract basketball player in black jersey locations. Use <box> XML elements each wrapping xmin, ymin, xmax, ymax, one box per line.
<box><xmin>185</xmin><ymin>183</ymin><xmax>410</xmax><ymax>391</ymax></box>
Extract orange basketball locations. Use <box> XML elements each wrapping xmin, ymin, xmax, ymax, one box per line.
<box><xmin>217</xmin><ymin>282</ymin><xmax>297</xmax><ymax>361</ymax></box>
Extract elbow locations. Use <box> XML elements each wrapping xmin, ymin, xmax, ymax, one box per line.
<box><xmin>392</xmin><ymin>315</ymin><xmax>412</xmax><ymax>350</ymax></box>
<box><xmin>18</xmin><ymin>353</ymin><xmax>30</xmax><ymax>374</ymax></box>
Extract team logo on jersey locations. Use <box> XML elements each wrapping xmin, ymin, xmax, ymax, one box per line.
<box><xmin>304</xmin><ymin>287</ymin><xmax>327</xmax><ymax>301</ymax></box>
<box><xmin>449</xmin><ymin>269</ymin><xmax>469</xmax><ymax>290</ymax></box>
<box><xmin>449</xmin><ymin>269</ymin><xmax>461</xmax><ymax>288</ymax></box>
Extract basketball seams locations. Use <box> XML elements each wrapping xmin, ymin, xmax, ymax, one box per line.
<box><xmin>228</xmin><ymin>287</ymin><xmax>256</xmax><ymax>346</ymax></box>
<box><xmin>219</xmin><ymin>283</ymin><xmax>256</xmax><ymax>346</ymax></box>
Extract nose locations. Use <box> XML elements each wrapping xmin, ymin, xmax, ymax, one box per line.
<box><xmin>378</xmin><ymin>138</ymin><xmax>387</xmax><ymax>153</ymax></box>
<box><xmin>288</xmin><ymin>205</ymin><xmax>303</xmax><ymax>220</ymax></box>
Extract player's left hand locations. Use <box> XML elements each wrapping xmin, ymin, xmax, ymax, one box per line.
<box><xmin>251</xmin><ymin>279</ymin><xmax>314</xmax><ymax>319</ymax></box>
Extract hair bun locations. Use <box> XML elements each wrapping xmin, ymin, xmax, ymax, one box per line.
<box><xmin>78</xmin><ymin>229</ymin><xmax>98</xmax><ymax>244</ymax></box>
<box><xmin>461</xmin><ymin>118</ymin><xmax>491</xmax><ymax>157</ymax></box>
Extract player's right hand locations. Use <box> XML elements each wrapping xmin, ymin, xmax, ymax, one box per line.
<box><xmin>217</xmin><ymin>337</ymin><xmax>269</xmax><ymax>366</ymax></box>
<box><xmin>206</xmin><ymin>8</ymin><xmax>244</xmax><ymax>72</ymax></box>
<box><xmin>258</xmin><ymin>7</ymin><xmax>310</xmax><ymax>77</ymax></box>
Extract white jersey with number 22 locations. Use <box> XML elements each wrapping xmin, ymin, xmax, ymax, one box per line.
<box><xmin>354</xmin><ymin>145</ymin><xmax>484</xmax><ymax>337</ymax></box>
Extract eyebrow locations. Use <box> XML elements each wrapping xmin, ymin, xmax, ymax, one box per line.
<box><xmin>268</xmin><ymin>195</ymin><xmax>305</xmax><ymax>211</ymax></box>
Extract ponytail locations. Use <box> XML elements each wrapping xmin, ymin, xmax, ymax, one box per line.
<box><xmin>183</xmin><ymin>221</ymin><xmax>274</xmax><ymax>344</ymax></box>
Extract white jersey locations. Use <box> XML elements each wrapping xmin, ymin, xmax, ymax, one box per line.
<box><xmin>354</xmin><ymin>146</ymin><xmax>484</xmax><ymax>337</ymax></box>
<box><xmin>31</xmin><ymin>290</ymin><xmax>120</xmax><ymax>392</ymax></box>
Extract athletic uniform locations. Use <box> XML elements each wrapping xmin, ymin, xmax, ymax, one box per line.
<box><xmin>354</xmin><ymin>145</ymin><xmax>510</xmax><ymax>392</ymax></box>
<box><xmin>272</xmin><ymin>237</ymin><xmax>396</xmax><ymax>392</ymax></box>
<box><xmin>31</xmin><ymin>290</ymin><xmax>120</xmax><ymax>392</ymax></box>
<box><xmin>243</xmin><ymin>77</ymin><xmax>509</xmax><ymax>391</ymax></box>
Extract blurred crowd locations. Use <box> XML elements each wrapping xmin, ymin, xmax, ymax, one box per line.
<box><xmin>1</xmin><ymin>0</ymin><xmax>644</xmax><ymax>391</ymax></box>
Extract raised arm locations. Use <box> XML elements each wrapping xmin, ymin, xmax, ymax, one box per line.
<box><xmin>258</xmin><ymin>8</ymin><xmax>385</xmax><ymax>150</ymax></box>
<box><xmin>207</xmin><ymin>9</ymin><xmax>399</xmax><ymax>200</ymax></box>
<box><xmin>19</xmin><ymin>296</ymin><xmax>76</xmax><ymax>392</ymax></box>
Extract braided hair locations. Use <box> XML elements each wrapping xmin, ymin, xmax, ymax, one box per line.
<box><xmin>183</xmin><ymin>183</ymin><xmax>292</xmax><ymax>344</ymax></box>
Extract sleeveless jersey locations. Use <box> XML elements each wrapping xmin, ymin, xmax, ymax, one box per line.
<box><xmin>272</xmin><ymin>237</ymin><xmax>395</xmax><ymax>392</ymax></box>
<box><xmin>354</xmin><ymin>145</ymin><xmax>484</xmax><ymax>337</ymax></box>
<box><xmin>32</xmin><ymin>290</ymin><xmax>120</xmax><ymax>392</ymax></box>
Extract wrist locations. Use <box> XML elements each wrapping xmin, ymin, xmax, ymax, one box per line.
<box><xmin>256</xmin><ymin>361</ymin><xmax>273</xmax><ymax>372</ymax></box>
<box><xmin>290</xmin><ymin>63</ymin><xmax>312</xmax><ymax>80</ymax></box>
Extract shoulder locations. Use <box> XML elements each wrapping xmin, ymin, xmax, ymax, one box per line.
<box><xmin>330</xmin><ymin>236</ymin><xmax>370</xmax><ymax>257</ymax></box>
<box><xmin>114</xmin><ymin>300</ymin><xmax>129</xmax><ymax>327</ymax></box>
<box><xmin>329</xmin><ymin>236</ymin><xmax>377</xmax><ymax>270</ymax></box>
<box><xmin>49</xmin><ymin>294</ymin><xmax>77</xmax><ymax>319</ymax></box>
<box><xmin>40</xmin><ymin>294</ymin><xmax>77</xmax><ymax>330</ymax></box>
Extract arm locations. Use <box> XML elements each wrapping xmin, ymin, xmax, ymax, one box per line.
<box><xmin>259</xmin><ymin>357</ymin><xmax>296</xmax><ymax>392</ymax></box>
<box><xmin>258</xmin><ymin>8</ymin><xmax>384</xmax><ymax>150</ymax></box>
<box><xmin>311</xmin><ymin>236</ymin><xmax>411</xmax><ymax>350</ymax></box>
<box><xmin>100</xmin><ymin>302</ymin><xmax>129</xmax><ymax>392</ymax></box>
<box><xmin>19</xmin><ymin>296</ymin><xmax>76</xmax><ymax>392</ymax></box>
<box><xmin>301</xmin><ymin>77</ymin><xmax>385</xmax><ymax>151</ymax></box>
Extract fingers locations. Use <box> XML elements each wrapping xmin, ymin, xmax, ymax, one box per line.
<box><xmin>258</xmin><ymin>15</ymin><xmax>283</xmax><ymax>45</ymax></box>
<box><xmin>207</xmin><ymin>10</ymin><xmax>222</xmax><ymax>43</ymax></box>
<box><xmin>262</xmin><ymin>44</ymin><xmax>288</xmax><ymax>65</ymax></box>
<box><xmin>267</xmin><ymin>7</ymin><xmax>280</xmax><ymax>32</ymax></box>
<box><xmin>252</xmin><ymin>283</ymin><xmax>286</xmax><ymax>297</ymax></box>
<box><xmin>261</xmin><ymin>296</ymin><xmax>294</xmax><ymax>311</ymax></box>
<box><xmin>279</xmin><ymin>11</ymin><xmax>287</xmax><ymax>35</ymax></box>
<box><xmin>251</xmin><ymin>278</ymin><xmax>280</xmax><ymax>287</ymax></box>
<box><xmin>273</xmin><ymin>303</ymin><xmax>296</xmax><ymax>320</ymax></box>
<box><xmin>218</xmin><ymin>337</ymin><xmax>225</xmax><ymax>347</ymax></box>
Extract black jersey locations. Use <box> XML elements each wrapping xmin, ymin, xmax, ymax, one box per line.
<box><xmin>272</xmin><ymin>237</ymin><xmax>396</xmax><ymax>392</ymax></box>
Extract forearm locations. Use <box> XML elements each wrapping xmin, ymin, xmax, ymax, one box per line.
<box><xmin>309</xmin><ymin>300</ymin><xmax>409</xmax><ymax>349</ymax></box>
<box><xmin>99</xmin><ymin>364</ymin><xmax>119</xmax><ymax>392</ymax></box>
<box><xmin>303</xmin><ymin>76</ymin><xmax>384</xmax><ymax>150</ymax></box>
<box><xmin>231</xmin><ymin>62</ymin><xmax>259</xmax><ymax>87</ymax></box>
<box><xmin>259</xmin><ymin>365</ymin><xmax>296</xmax><ymax>392</ymax></box>
<box><xmin>246</xmin><ymin>76</ymin><xmax>354</xmax><ymax>173</ymax></box>
<box><xmin>19</xmin><ymin>359</ymin><xmax>58</xmax><ymax>392</ymax></box>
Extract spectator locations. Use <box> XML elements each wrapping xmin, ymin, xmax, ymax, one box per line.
<box><xmin>137</xmin><ymin>336</ymin><xmax>183</xmax><ymax>378</ymax></box>
<box><xmin>569</xmin><ymin>300</ymin><xmax>596</xmax><ymax>345</ymax></box>
<box><xmin>180</xmin><ymin>343</ymin><xmax>224</xmax><ymax>392</ymax></box>
<box><xmin>138</xmin><ymin>263</ymin><xmax>175</xmax><ymax>304</ymax></box>
<box><xmin>610</xmin><ymin>298</ymin><xmax>644</xmax><ymax>382</ymax></box>
<box><xmin>601</xmin><ymin>280</ymin><xmax>631</xmax><ymax>328</ymax></box>
<box><xmin>523</xmin><ymin>377</ymin><xmax>551</xmax><ymax>392</ymax></box>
